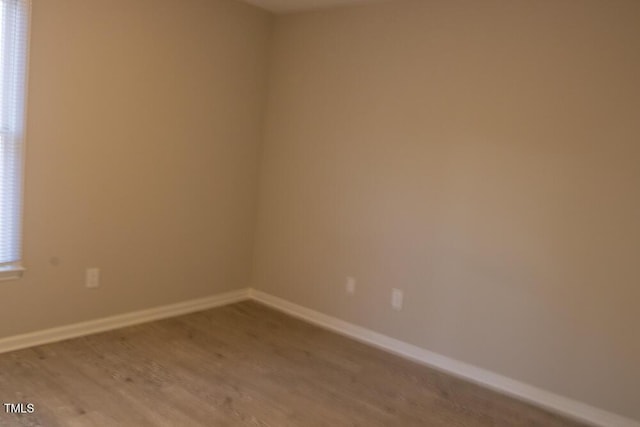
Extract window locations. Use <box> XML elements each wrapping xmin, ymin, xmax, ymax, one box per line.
<box><xmin>0</xmin><ymin>0</ymin><xmax>29</xmax><ymax>280</ymax></box>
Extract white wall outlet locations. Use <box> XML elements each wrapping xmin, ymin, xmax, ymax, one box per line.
<box><xmin>346</xmin><ymin>276</ymin><xmax>356</xmax><ymax>295</ymax></box>
<box><xmin>391</xmin><ymin>288</ymin><xmax>403</xmax><ymax>310</ymax></box>
<box><xmin>86</xmin><ymin>268</ymin><xmax>100</xmax><ymax>288</ymax></box>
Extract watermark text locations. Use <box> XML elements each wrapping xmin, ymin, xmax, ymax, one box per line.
<box><xmin>3</xmin><ymin>403</ymin><xmax>35</xmax><ymax>414</ymax></box>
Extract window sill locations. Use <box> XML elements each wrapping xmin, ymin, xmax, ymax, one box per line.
<box><xmin>0</xmin><ymin>266</ymin><xmax>25</xmax><ymax>281</ymax></box>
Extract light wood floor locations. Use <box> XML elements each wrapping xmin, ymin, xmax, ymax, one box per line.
<box><xmin>0</xmin><ymin>301</ymin><xmax>587</xmax><ymax>426</ymax></box>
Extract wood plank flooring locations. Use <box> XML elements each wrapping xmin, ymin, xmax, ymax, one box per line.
<box><xmin>0</xmin><ymin>301</ymin><xmax>588</xmax><ymax>426</ymax></box>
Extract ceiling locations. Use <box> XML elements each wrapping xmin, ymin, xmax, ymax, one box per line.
<box><xmin>242</xmin><ymin>0</ymin><xmax>385</xmax><ymax>13</ymax></box>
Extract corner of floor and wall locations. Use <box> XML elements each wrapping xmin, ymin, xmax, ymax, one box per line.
<box><xmin>0</xmin><ymin>0</ymin><xmax>638</xmax><ymax>426</ymax></box>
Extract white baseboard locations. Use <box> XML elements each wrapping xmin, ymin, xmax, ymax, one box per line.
<box><xmin>0</xmin><ymin>286</ymin><xmax>635</xmax><ymax>427</ymax></box>
<box><xmin>0</xmin><ymin>288</ymin><xmax>250</xmax><ymax>355</ymax></box>
<box><xmin>249</xmin><ymin>289</ymin><xmax>639</xmax><ymax>427</ymax></box>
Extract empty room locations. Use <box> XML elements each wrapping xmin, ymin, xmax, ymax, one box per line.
<box><xmin>0</xmin><ymin>0</ymin><xmax>637</xmax><ymax>425</ymax></box>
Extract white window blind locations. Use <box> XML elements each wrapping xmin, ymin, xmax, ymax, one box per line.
<box><xmin>0</xmin><ymin>0</ymin><xmax>28</xmax><ymax>279</ymax></box>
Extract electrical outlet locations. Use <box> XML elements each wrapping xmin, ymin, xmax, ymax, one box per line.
<box><xmin>391</xmin><ymin>288</ymin><xmax>403</xmax><ymax>310</ymax></box>
<box><xmin>346</xmin><ymin>276</ymin><xmax>356</xmax><ymax>295</ymax></box>
<box><xmin>86</xmin><ymin>268</ymin><xmax>100</xmax><ymax>288</ymax></box>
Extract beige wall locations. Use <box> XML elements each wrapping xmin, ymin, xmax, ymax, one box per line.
<box><xmin>253</xmin><ymin>0</ymin><xmax>640</xmax><ymax>420</ymax></box>
<box><xmin>0</xmin><ymin>0</ymin><xmax>272</xmax><ymax>337</ymax></box>
<box><xmin>2</xmin><ymin>0</ymin><xmax>638</xmax><ymax>421</ymax></box>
